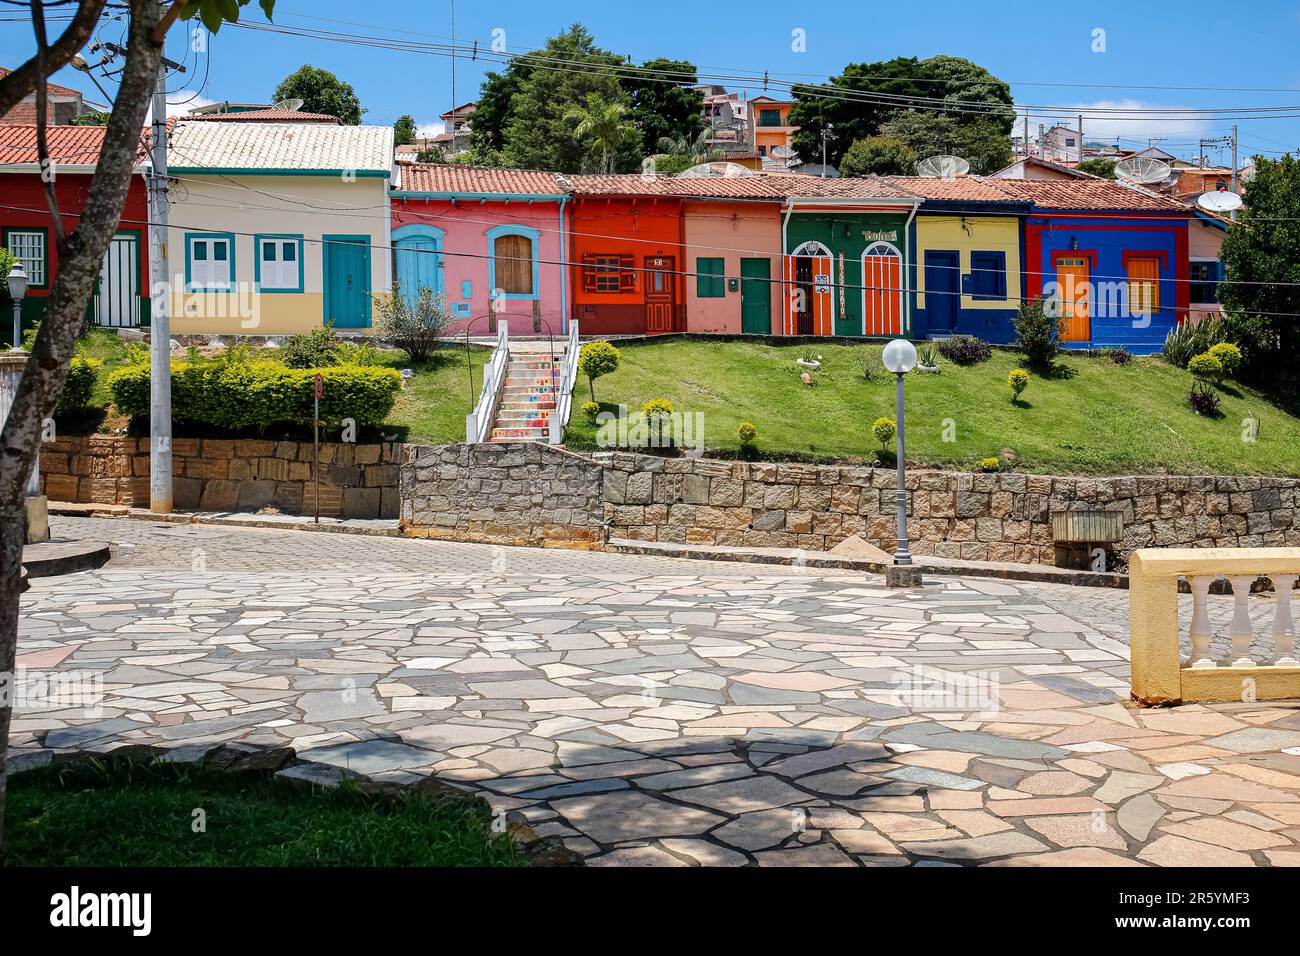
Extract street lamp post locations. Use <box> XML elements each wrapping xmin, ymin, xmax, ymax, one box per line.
<box><xmin>7</xmin><ymin>260</ymin><xmax>27</xmax><ymax>350</ymax></box>
<box><xmin>881</xmin><ymin>339</ymin><xmax>917</xmax><ymax>569</ymax></box>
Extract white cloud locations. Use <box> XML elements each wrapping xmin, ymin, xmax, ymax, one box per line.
<box><xmin>152</xmin><ymin>93</ymin><xmax>217</xmax><ymax>121</ymax></box>
<box><xmin>415</xmin><ymin>119</ymin><xmax>445</xmax><ymax>139</ymax></box>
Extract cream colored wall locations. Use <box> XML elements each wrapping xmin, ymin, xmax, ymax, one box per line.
<box><xmin>915</xmin><ymin>215</ymin><xmax>1022</xmax><ymax>311</ymax></box>
<box><xmin>167</xmin><ymin>174</ymin><xmax>390</xmax><ymax>335</ymax></box>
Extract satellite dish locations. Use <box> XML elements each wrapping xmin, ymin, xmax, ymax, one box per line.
<box><xmin>1115</xmin><ymin>156</ymin><xmax>1171</xmax><ymax>184</ymax></box>
<box><xmin>770</xmin><ymin>144</ymin><xmax>793</xmax><ymax>159</ymax></box>
<box><xmin>273</xmin><ymin>98</ymin><xmax>304</xmax><ymax>112</ymax></box>
<box><xmin>916</xmin><ymin>154</ymin><xmax>970</xmax><ymax>178</ymax></box>
<box><xmin>675</xmin><ymin>162</ymin><xmax>757</xmax><ymax>178</ymax></box>
<box><xmin>1197</xmin><ymin>190</ymin><xmax>1243</xmax><ymax>213</ymax></box>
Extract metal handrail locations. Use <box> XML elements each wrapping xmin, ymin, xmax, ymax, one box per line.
<box><xmin>466</xmin><ymin>322</ymin><xmax>508</xmax><ymax>443</ymax></box>
<box><xmin>549</xmin><ymin>319</ymin><xmax>581</xmax><ymax>445</ymax></box>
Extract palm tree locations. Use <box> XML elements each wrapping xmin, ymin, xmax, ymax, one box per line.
<box><xmin>654</xmin><ymin>128</ymin><xmax>725</xmax><ymax>166</ymax></box>
<box><xmin>563</xmin><ymin>93</ymin><xmax>640</xmax><ymax>174</ymax></box>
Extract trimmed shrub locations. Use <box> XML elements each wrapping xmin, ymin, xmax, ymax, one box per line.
<box><xmin>641</xmin><ymin>398</ymin><xmax>673</xmax><ymax>421</ymax></box>
<box><xmin>872</xmin><ymin>416</ymin><xmax>896</xmax><ymax>453</ymax></box>
<box><xmin>1008</xmin><ymin>368</ymin><xmax>1030</xmax><ymax>402</ymax></box>
<box><xmin>936</xmin><ymin>335</ymin><xmax>992</xmax><ymax>366</ymax></box>
<box><xmin>1188</xmin><ymin>352</ymin><xmax>1223</xmax><ymax>383</ymax></box>
<box><xmin>1208</xmin><ymin>341</ymin><xmax>1242</xmax><ymax>378</ymax></box>
<box><xmin>738</xmin><ymin>421</ymin><xmax>757</xmax><ymax>444</ymax></box>
<box><xmin>109</xmin><ymin>361</ymin><xmax>401</xmax><ymax>429</ymax></box>
<box><xmin>1010</xmin><ymin>297</ymin><xmax>1062</xmax><ymax>369</ymax></box>
<box><xmin>978</xmin><ymin>456</ymin><xmax>1001</xmax><ymax>472</ymax></box>
<box><xmin>55</xmin><ymin>358</ymin><xmax>101</xmax><ymax>415</ymax></box>
<box><xmin>581</xmin><ymin>400</ymin><xmax>599</xmax><ymax>423</ymax></box>
<box><xmin>579</xmin><ymin>341</ymin><xmax>620</xmax><ymax>401</ymax></box>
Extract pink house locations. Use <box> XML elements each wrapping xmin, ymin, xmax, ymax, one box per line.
<box><xmin>389</xmin><ymin>165</ymin><xmax>569</xmax><ymax>336</ymax></box>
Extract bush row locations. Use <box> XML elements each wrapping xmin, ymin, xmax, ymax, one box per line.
<box><xmin>108</xmin><ymin>361</ymin><xmax>401</xmax><ymax>429</ymax></box>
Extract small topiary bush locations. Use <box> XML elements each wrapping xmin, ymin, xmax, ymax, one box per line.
<box><xmin>872</xmin><ymin>416</ymin><xmax>896</xmax><ymax>453</ymax></box>
<box><xmin>936</xmin><ymin>334</ymin><xmax>992</xmax><ymax>366</ymax></box>
<box><xmin>1008</xmin><ymin>368</ymin><xmax>1030</xmax><ymax>403</ymax></box>
<box><xmin>738</xmin><ymin>421</ymin><xmax>757</xmax><ymax>444</ymax></box>
<box><xmin>579</xmin><ymin>341</ymin><xmax>620</xmax><ymax>401</ymax></box>
<box><xmin>581</xmin><ymin>400</ymin><xmax>599</xmax><ymax>423</ymax></box>
<box><xmin>109</xmin><ymin>361</ymin><xmax>401</xmax><ymax>429</ymax></box>
<box><xmin>54</xmin><ymin>357</ymin><xmax>101</xmax><ymax>415</ymax></box>
<box><xmin>1207</xmin><ymin>342</ymin><xmax>1241</xmax><ymax>378</ymax></box>
<box><xmin>978</xmin><ymin>456</ymin><xmax>1001</xmax><ymax>472</ymax></box>
<box><xmin>1188</xmin><ymin>352</ymin><xmax>1223</xmax><ymax>384</ymax></box>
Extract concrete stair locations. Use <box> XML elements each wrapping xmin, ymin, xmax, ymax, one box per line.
<box><xmin>489</xmin><ymin>351</ymin><xmax>564</xmax><ymax>442</ymax></box>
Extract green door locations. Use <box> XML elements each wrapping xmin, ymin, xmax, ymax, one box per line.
<box><xmin>324</xmin><ymin>236</ymin><xmax>371</xmax><ymax>328</ymax></box>
<box><xmin>740</xmin><ymin>258</ymin><xmax>771</xmax><ymax>334</ymax></box>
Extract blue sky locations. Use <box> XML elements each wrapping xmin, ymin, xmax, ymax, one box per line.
<box><xmin>5</xmin><ymin>0</ymin><xmax>1300</xmax><ymax>163</ymax></box>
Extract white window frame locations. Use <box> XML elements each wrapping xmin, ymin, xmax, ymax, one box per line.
<box><xmin>186</xmin><ymin>233</ymin><xmax>235</xmax><ymax>291</ymax></box>
<box><xmin>256</xmin><ymin>235</ymin><xmax>303</xmax><ymax>292</ymax></box>
<box><xmin>7</xmin><ymin>229</ymin><xmax>47</xmax><ymax>286</ymax></box>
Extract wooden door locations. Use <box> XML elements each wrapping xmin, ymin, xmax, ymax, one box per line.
<box><xmin>864</xmin><ymin>242</ymin><xmax>903</xmax><ymax>336</ymax></box>
<box><xmin>740</xmin><ymin>258</ymin><xmax>771</xmax><ymax>334</ymax></box>
<box><xmin>394</xmin><ymin>234</ymin><xmax>443</xmax><ymax>309</ymax></box>
<box><xmin>324</xmin><ymin>237</ymin><xmax>372</xmax><ymax>328</ymax></box>
<box><xmin>1056</xmin><ymin>256</ymin><xmax>1091</xmax><ymax>342</ymax></box>
<box><xmin>644</xmin><ymin>255</ymin><xmax>675</xmax><ymax>334</ymax></box>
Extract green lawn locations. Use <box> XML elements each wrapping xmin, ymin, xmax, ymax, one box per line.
<box><xmin>4</xmin><ymin>760</ymin><xmax>524</xmax><ymax>867</ymax></box>
<box><xmin>384</xmin><ymin>344</ymin><xmax>488</xmax><ymax>445</ymax></box>
<box><xmin>562</xmin><ymin>339</ymin><xmax>1300</xmax><ymax>476</ymax></box>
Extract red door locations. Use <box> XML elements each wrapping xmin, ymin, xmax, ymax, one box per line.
<box><xmin>644</xmin><ymin>255</ymin><xmax>676</xmax><ymax>333</ymax></box>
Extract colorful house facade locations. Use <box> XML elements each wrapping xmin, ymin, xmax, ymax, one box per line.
<box><xmin>0</xmin><ymin>125</ymin><xmax>150</xmax><ymax>344</ymax></box>
<box><xmin>683</xmin><ymin>198</ymin><xmax>782</xmax><ymax>335</ymax></box>
<box><xmin>781</xmin><ymin>184</ymin><xmax>921</xmax><ymax>337</ymax></box>
<box><xmin>997</xmin><ymin>179</ymin><xmax>1194</xmax><ymax>352</ymax></box>
<box><xmin>389</xmin><ymin>165</ymin><xmax>568</xmax><ymax>336</ymax></box>
<box><xmin>165</xmin><ymin>120</ymin><xmax>393</xmax><ymax>336</ymax></box>
<box><xmin>895</xmin><ymin>177</ymin><xmax>1030</xmax><ymax>344</ymax></box>
<box><xmin>567</xmin><ymin>177</ymin><xmax>687</xmax><ymax>336</ymax></box>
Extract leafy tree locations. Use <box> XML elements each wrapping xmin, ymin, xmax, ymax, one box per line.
<box><xmin>1219</xmin><ymin>153</ymin><xmax>1300</xmax><ymax>400</ymax></box>
<box><xmin>622</xmin><ymin>58</ymin><xmax>704</xmax><ymax>159</ymax></box>
<box><xmin>651</xmin><ymin>128</ymin><xmax>723</xmax><ymax>174</ymax></box>
<box><xmin>0</xmin><ymin>0</ymin><xmax>276</xmax><ymax>855</ymax></box>
<box><xmin>393</xmin><ymin>114</ymin><xmax>417</xmax><ymax>147</ymax></box>
<box><xmin>579</xmin><ymin>341</ymin><xmax>620</xmax><ymax>400</ymax></box>
<box><xmin>416</xmin><ymin>146</ymin><xmax>447</xmax><ymax>164</ymax></box>
<box><xmin>879</xmin><ymin>111</ymin><xmax>1011</xmax><ymax>175</ymax></box>
<box><xmin>470</xmin><ymin>63</ymin><xmax>531</xmax><ymax>154</ymax></box>
<box><xmin>273</xmin><ymin>64</ymin><xmax>363</xmax><ymax>124</ymax></box>
<box><xmin>791</xmin><ymin>55</ymin><xmax>1013</xmax><ymax>170</ymax></box>
<box><xmin>839</xmin><ymin>136</ymin><xmax>916</xmax><ymax>176</ymax></box>
<box><xmin>494</xmin><ymin>24</ymin><xmax>639</xmax><ymax>172</ymax></box>
<box><xmin>1077</xmin><ymin>158</ymin><xmax>1117</xmax><ymax>179</ymax></box>
<box><xmin>563</xmin><ymin>93</ymin><xmax>640</xmax><ymax>174</ymax></box>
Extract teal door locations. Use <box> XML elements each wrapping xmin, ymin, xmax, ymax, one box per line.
<box><xmin>740</xmin><ymin>258</ymin><xmax>771</xmax><ymax>334</ymax></box>
<box><xmin>394</xmin><ymin>234</ymin><xmax>443</xmax><ymax>309</ymax></box>
<box><xmin>324</xmin><ymin>236</ymin><xmax>371</xmax><ymax>328</ymax></box>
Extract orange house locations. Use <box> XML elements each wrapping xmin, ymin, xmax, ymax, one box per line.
<box><xmin>568</xmin><ymin>177</ymin><xmax>685</xmax><ymax>336</ymax></box>
<box><xmin>750</xmin><ymin>96</ymin><xmax>798</xmax><ymax>169</ymax></box>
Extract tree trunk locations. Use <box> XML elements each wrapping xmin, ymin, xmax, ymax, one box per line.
<box><xmin>0</xmin><ymin>0</ymin><xmax>165</xmax><ymax>856</ymax></box>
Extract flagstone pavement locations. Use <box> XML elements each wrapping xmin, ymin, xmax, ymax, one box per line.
<box><xmin>13</xmin><ymin>516</ymin><xmax>1300</xmax><ymax>867</ymax></box>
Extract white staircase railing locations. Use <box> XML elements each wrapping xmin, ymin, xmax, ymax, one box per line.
<box><xmin>549</xmin><ymin>320</ymin><xmax>580</xmax><ymax>445</ymax></box>
<box><xmin>465</xmin><ymin>323</ymin><xmax>509</xmax><ymax>443</ymax></box>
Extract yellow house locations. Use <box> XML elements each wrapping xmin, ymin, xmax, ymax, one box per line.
<box><xmin>892</xmin><ymin>177</ymin><xmax>1031</xmax><ymax>343</ymax></box>
<box><xmin>165</xmin><ymin>120</ymin><xmax>394</xmax><ymax>336</ymax></box>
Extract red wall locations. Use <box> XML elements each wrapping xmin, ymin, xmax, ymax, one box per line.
<box><xmin>570</xmin><ymin>196</ymin><xmax>684</xmax><ymax>335</ymax></box>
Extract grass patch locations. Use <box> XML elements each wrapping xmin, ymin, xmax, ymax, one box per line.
<box><xmin>3</xmin><ymin>759</ymin><xmax>525</xmax><ymax>867</ymax></box>
<box><xmin>384</xmin><ymin>344</ymin><xmax>489</xmax><ymax>445</ymax></box>
<box><xmin>562</xmin><ymin>338</ymin><xmax>1300</xmax><ymax>476</ymax></box>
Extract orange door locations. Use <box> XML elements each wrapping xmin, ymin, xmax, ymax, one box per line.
<box><xmin>1056</xmin><ymin>257</ymin><xmax>1091</xmax><ymax>342</ymax></box>
<box><xmin>862</xmin><ymin>246</ymin><xmax>902</xmax><ymax>336</ymax></box>
<box><xmin>644</xmin><ymin>256</ymin><xmax>676</xmax><ymax>334</ymax></box>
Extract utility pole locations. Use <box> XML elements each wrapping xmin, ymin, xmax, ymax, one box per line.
<box><xmin>450</xmin><ymin>0</ymin><xmax>456</xmax><ymax>118</ymax></box>
<box><xmin>1023</xmin><ymin>110</ymin><xmax>1029</xmax><ymax>159</ymax></box>
<box><xmin>1231</xmin><ymin>124</ymin><xmax>1239</xmax><ymax>221</ymax></box>
<box><xmin>1077</xmin><ymin>113</ymin><xmax>1083</xmax><ymax>163</ymax></box>
<box><xmin>1037</xmin><ymin>124</ymin><xmax>1044</xmax><ymax>160</ymax></box>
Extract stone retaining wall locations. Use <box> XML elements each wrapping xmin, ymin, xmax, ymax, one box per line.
<box><xmin>598</xmin><ymin>452</ymin><xmax>1300</xmax><ymax>565</ymax></box>
<box><xmin>400</xmin><ymin>442</ymin><xmax>604</xmax><ymax>548</ymax></box>
<box><xmin>40</xmin><ymin>435</ymin><xmax>402</xmax><ymax>519</ymax></box>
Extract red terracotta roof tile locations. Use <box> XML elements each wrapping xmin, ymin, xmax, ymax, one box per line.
<box><xmin>0</xmin><ymin>123</ymin><xmax>108</xmax><ymax>165</ymax></box>
<box><xmin>396</xmin><ymin>164</ymin><xmax>564</xmax><ymax>195</ymax></box>
<box><xmin>991</xmin><ymin>178</ymin><xmax>1189</xmax><ymax>211</ymax></box>
<box><xmin>884</xmin><ymin>176</ymin><xmax>1022</xmax><ymax>202</ymax></box>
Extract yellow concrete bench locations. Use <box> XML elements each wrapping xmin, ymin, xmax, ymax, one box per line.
<box><xmin>1130</xmin><ymin>548</ymin><xmax>1300</xmax><ymax>706</ymax></box>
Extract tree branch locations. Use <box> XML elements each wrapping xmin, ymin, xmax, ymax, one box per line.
<box><xmin>32</xmin><ymin>0</ymin><xmax>67</xmax><ymax>243</ymax></box>
<box><xmin>0</xmin><ymin>0</ymin><xmax>107</xmax><ymax>119</ymax></box>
